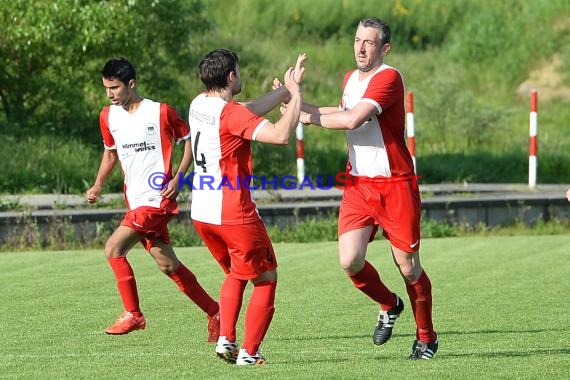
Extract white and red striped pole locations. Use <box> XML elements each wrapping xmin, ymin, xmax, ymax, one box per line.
<box><xmin>406</xmin><ymin>91</ymin><xmax>417</xmax><ymax>173</ymax></box>
<box><xmin>296</xmin><ymin>122</ymin><xmax>305</xmax><ymax>182</ymax></box>
<box><xmin>528</xmin><ymin>90</ymin><xmax>538</xmax><ymax>188</ymax></box>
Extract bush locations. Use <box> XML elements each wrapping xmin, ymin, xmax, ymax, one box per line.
<box><xmin>0</xmin><ymin>135</ymin><xmax>123</xmax><ymax>194</ymax></box>
<box><xmin>267</xmin><ymin>214</ymin><xmax>338</xmax><ymax>243</ymax></box>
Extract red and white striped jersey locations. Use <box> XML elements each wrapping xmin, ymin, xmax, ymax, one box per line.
<box><xmin>99</xmin><ymin>98</ymin><xmax>190</xmax><ymax>210</ymax></box>
<box><xmin>188</xmin><ymin>93</ymin><xmax>268</xmax><ymax>225</ymax></box>
<box><xmin>340</xmin><ymin>64</ymin><xmax>414</xmax><ymax>178</ymax></box>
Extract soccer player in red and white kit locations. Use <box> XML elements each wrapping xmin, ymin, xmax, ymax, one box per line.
<box><xmin>188</xmin><ymin>49</ymin><xmax>305</xmax><ymax>365</ymax></box>
<box><xmin>86</xmin><ymin>58</ymin><xmax>220</xmax><ymax>340</ymax></box>
<box><xmin>299</xmin><ymin>18</ymin><xmax>438</xmax><ymax>359</ymax></box>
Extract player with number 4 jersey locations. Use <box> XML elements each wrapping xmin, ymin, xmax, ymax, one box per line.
<box><xmin>189</xmin><ymin>49</ymin><xmax>306</xmax><ymax>365</ymax></box>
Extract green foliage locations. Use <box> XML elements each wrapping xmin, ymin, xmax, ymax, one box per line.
<box><xmin>447</xmin><ymin>0</ymin><xmax>570</xmax><ymax>85</ymax></box>
<box><xmin>0</xmin><ymin>197</ymin><xmax>21</xmax><ymax>211</ymax></box>
<box><xmin>168</xmin><ymin>214</ymin><xmax>205</xmax><ymax>247</ymax></box>
<box><xmin>3</xmin><ymin>209</ymin><xmax>568</xmax><ymax>251</ymax></box>
<box><xmin>420</xmin><ymin>217</ymin><xmax>458</xmax><ymax>238</ymax></box>
<box><xmin>267</xmin><ymin>214</ymin><xmax>338</xmax><ymax>243</ymax></box>
<box><xmin>418</xmin><ymin>150</ymin><xmax>570</xmax><ymax>183</ymax></box>
<box><xmin>206</xmin><ymin>0</ymin><xmax>470</xmax><ymax>50</ymax></box>
<box><xmin>2</xmin><ymin>0</ymin><xmax>570</xmax><ymax>193</ymax></box>
<box><xmin>1</xmin><ymin>215</ymin><xmax>42</xmax><ymax>250</ymax></box>
<box><xmin>0</xmin><ymin>214</ymin><xmax>119</xmax><ymax>251</ymax></box>
<box><xmin>0</xmin><ymin>0</ymin><xmax>209</xmax><ymax>141</ymax></box>
<box><xmin>0</xmin><ymin>135</ymin><xmax>123</xmax><ymax>194</ymax></box>
<box><xmin>412</xmin><ymin>69</ymin><xmax>511</xmax><ymax>153</ymax></box>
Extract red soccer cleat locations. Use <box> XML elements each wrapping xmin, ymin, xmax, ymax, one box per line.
<box><xmin>104</xmin><ymin>311</ymin><xmax>146</xmax><ymax>335</ymax></box>
<box><xmin>207</xmin><ymin>311</ymin><xmax>221</xmax><ymax>343</ymax></box>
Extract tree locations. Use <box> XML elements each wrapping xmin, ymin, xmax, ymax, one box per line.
<box><xmin>0</xmin><ymin>0</ymin><xmax>210</xmax><ymax>142</ymax></box>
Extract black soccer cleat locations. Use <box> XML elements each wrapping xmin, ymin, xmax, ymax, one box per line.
<box><xmin>373</xmin><ymin>294</ymin><xmax>404</xmax><ymax>345</ymax></box>
<box><xmin>408</xmin><ymin>337</ymin><xmax>438</xmax><ymax>360</ymax></box>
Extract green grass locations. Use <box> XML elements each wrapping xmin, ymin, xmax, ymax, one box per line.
<box><xmin>1</xmin><ymin>236</ymin><xmax>569</xmax><ymax>379</ymax></box>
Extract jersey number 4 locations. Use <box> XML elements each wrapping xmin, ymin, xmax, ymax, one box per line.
<box><xmin>193</xmin><ymin>131</ymin><xmax>207</xmax><ymax>173</ymax></box>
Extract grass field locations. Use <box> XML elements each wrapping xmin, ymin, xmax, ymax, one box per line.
<box><xmin>1</xmin><ymin>235</ymin><xmax>569</xmax><ymax>379</ymax></box>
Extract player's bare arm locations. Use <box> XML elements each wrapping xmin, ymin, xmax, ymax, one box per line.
<box><xmin>161</xmin><ymin>138</ymin><xmax>193</xmax><ymax>200</ymax></box>
<box><xmin>301</xmin><ymin>101</ymin><xmax>377</xmax><ymax>130</ymax></box>
<box><xmin>244</xmin><ymin>86</ymin><xmax>290</xmax><ymax>116</ymax></box>
<box><xmin>86</xmin><ymin>149</ymin><xmax>118</xmax><ymax>203</ymax></box>
<box><xmin>245</xmin><ymin>53</ymin><xmax>307</xmax><ymax>116</ymax></box>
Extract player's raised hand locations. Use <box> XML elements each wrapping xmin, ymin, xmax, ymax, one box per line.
<box><xmin>284</xmin><ymin>53</ymin><xmax>306</xmax><ymax>94</ymax></box>
<box><xmin>292</xmin><ymin>53</ymin><xmax>306</xmax><ymax>85</ymax></box>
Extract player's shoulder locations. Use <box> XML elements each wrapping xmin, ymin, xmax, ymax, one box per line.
<box><xmin>371</xmin><ymin>65</ymin><xmax>403</xmax><ymax>85</ymax></box>
<box><xmin>376</xmin><ymin>64</ymin><xmax>402</xmax><ymax>78</ymax></box>
<box><xmin>343</xmin><ymin>69</ymin><xmax>357</xmax><ymax>83</ymax></box>
<box><xmin>99</xmin><ymin>105</ymin><xmax>114</xmax><ymax>122</ymax></box>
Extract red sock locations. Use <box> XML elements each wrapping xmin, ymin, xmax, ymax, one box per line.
<box><xmin>168</xmin><ymin>262</ymin><xmax>219</xmax><ymax>317</ymax></box>
<box><xmin>405</xmin><ymin>270</ymin><xmax>436</xmax><ymax>342</ymax></box>
<box><xmin>349</xmin><ymin>261</ymin><xmax>396</xmax><ymax>310</ymax></box>
<box><xmin>107</xmin><ymin>257</ymin><xmax>142</xmax><ymax>316</ymax></box>
<box><xmin>219</xmin><ymin>275</ymin><xmax>247</xmax><ymax>342</ymax></box>
<box><xmin>242</xmin><ymin>281</ymin><xmax>277</xmax><ymax>355</ymax></box>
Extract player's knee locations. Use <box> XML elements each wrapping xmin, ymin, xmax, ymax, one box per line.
<box><xmin>339</xmin><ymin>255</ymin><xmax>363</xmax><ymax>274</ymax></box>
<box><xmin>399</xmin><ymin>264</ymin><xmax>421</xmax><ymax>282</ymax></box>
<box><xmin>252</xmin><ymin>269</ymin><xmax>277</xmax><ymax>283</ymax></box>
<box><xmin>104</xmin><ymin>243</ymin><xmax>125</xmax><ymax>259</ymax></box>
<box><xmin>157</xmin><ymin>259</ymin><xmax>179</xmax><ymax>275</ymax></box>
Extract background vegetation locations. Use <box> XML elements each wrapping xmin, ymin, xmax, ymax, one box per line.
<box><xmin>1</xmin><ymin>0</ymin><xmax>570</xmax><ymax>194</ymax></box>
<box><xmin>3</xmin><ymin>211</ymin><xmax>569</xmax><ymax>251</ymax></box>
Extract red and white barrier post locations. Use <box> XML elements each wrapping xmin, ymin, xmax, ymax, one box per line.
<box><xmin>296</xmin><ymin>122</ymin><xmax>305</xmax><ymax>182</ymax></box>
<box><xmin>528</xmin><ymin>90</ymin><xmax>538</xmax><ymax>188</ymax></box>
<box><xmin>406</xmin><ymin>91</ymin><xmax>417</xmax><ymax>173</ymax></box>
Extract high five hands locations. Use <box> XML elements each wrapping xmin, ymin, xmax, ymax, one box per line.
<box><xmin>275</xmin><ymin>53</ymin><xmax>306</xmax><ymax>103</ymax></box>
<box><xmin>288</xmin><ymin>53</ymin><xmax>306</xmax><ymax>88</ymax></box>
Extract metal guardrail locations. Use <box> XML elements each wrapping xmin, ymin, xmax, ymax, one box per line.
<box><xmin>1</xmin><ymin>184</ymin><xmax>569</xmax><ymax>227</ymax></box>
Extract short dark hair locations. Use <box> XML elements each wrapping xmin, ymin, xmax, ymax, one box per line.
<box><xmin>101</xmin><ymin>58</ymin><xmax>136</xmax><ymax>85</ymax></box>
<box><xmin>359</xmin><ymin>17</ymin><xmax>391</xmax><ymax>46</ymax></box>
<box><xmin>198</xmin><ymin>49</ymin><xmax>239</xmax><ymax>91</ymax></box>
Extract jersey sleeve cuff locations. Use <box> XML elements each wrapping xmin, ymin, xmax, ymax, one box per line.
<box><xmin>361</xmin><ymin>98</ymin><xmax>382</xmax><ymax>114</ymax></box>
<box><xmin>177</xmin><ymin>131</ymin><xmax>192</xmax><ymax>144</ymax></box>
<box><xmin>251</xmin><ymin>119</ymin><xmax>269</xmax><ymax>141</ymax></box>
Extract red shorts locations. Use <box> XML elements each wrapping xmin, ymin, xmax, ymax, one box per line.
<box><xmin>193</xmin><ymin>218</ymin><xmax>277</xmax><ymax>280</ymax></box>
<box><xmin>121</xmin><ymin>206</ymin><xmax>176</xmax><ymax>251</ymax></box>
<box><xmin>338</xmin><ymin>176</ymin><xmax>421</xmax><ymax>253</ymax></box>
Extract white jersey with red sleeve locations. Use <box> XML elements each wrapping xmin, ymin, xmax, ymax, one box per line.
<box><xmin>188</xmin><ymin>93</ymin><xmax>268</xmax><ymax>225</ymax></box>
<box><xmin>340</xmin><ymin>64</ymin><xmax>414</xmax><ymax>178</ymax></box>
<box><xmin>99</xmin><ymin>98</ymin><xmax>190</xmax><ymax>210</ymax></box>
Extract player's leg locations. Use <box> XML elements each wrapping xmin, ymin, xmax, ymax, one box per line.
<box><xmin>237</xmin><ymin>268</ymin><xmax>276</xmax><ymax>366</ymax></box>
<box><xmin>193</xmin><ymin>221</ymin><xmax>241</xmax><ymax>362</ymax></box>
<box><xmin>104</xmin><ymin>225</ymin><xmax>147</xmax><ymax>335</ymax></box>
<box><xmin>384</xmin><ymin>179</ymin><xmax>438</xmax><ymax>358</ymax></box>
<box><xmin>338</xmin><ymin>183</ymin><xmax>399</xmax><ymax>309</ymax></box>
<box><xmin>338</xmin><ymin>226</ymin><xmax>402</xmax><ymax>345</ymax></box>
<box><xmin>231</xmin><ymin>220</ymin><xmax>277</xmax><ymax>366</ymax></box>
<box><xmin>147</xmin><ymin>238</ymin><xmax>220</xmax><ymax>342</ymax></box>
<box><xmin>391</xmin><ymin>246</ymin><xmax>438</xmax><ymax>359</ymax></box>
<box><xmin>216</xmin><ymin>274</ymin><xmax>246</xmax><ymax>362</ymax></box>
